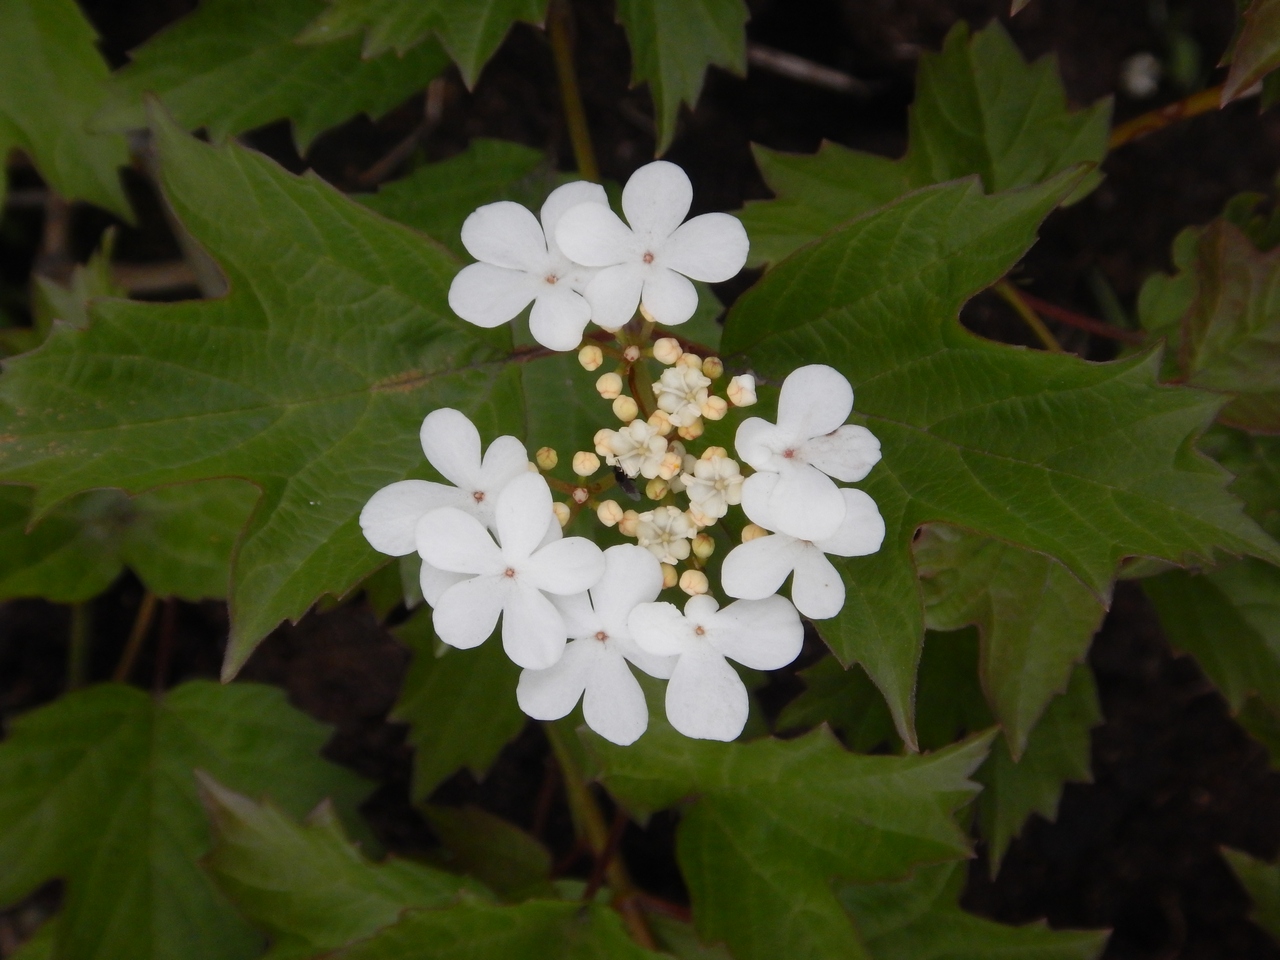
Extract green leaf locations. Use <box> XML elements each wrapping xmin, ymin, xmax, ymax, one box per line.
<box><xmin>95</xmin><ymin>0</ymin><xmax>448</xmax><ymax>152</ymax></box>
<box><xmin>739</xmin><ymin>20</ymin><xmax>1110</xmax><ymax>265</ymax></box>
<box><xmin>0</xmin><ymin>0</ymin><xmax>130</xmax><ymax>216</ymax></box>
<box><xmin>32</xmin><ymin>231</ymin><xmax>122</xmax><ymax>339</ymax></box>
<box><xmin>585</xmin><ymin>677</ymin><xmax>994</xmax><ymax>960</ymax></box>
<box><xmin>391</xmin><ymin>609</ymin><xmax>526</xmax><ymax>800</ymax></box>
<box><xmin>841</xmin><ymin>862</ymin><xmax>1108</xmax><ymax>960</ymax></box>
<box><xmin>423</xmin><ymin>806</ymin><xmax>555</xmax><ymax>900</ymax></box>
<box><xmin>1224</xmin><ymin>848</ymin><xmax>1280</xmax><ymax>942</ymax></box>
<box><xmin>10</xmin><ymin>922</ymin><xmax>54</xmax><ymax>960</ymax></box>
<box><xmin>915</xmin><ymin>524</ymin><xmax>1107</xmax><ymax>757</ymax></box>
<box><xmin>614</xmin><ymin>0</ymin><xmax>748</xmax><ymax>153</ymax></box>
<box><xmin>722</xmin><ymin>173</ymin><xmax>1279</xmax><ymax>745</ymax></box>
<box><xmin>1224</xmin><ymin>0</ymin><xmax>1280</xmax><ymax>102</ymax></box>
<box><xmin>0</xmin><ymin>681</ymin><xmax>369</xmax><ymax>960</ymax></box>
<box><xmin>298</xmin><ymin>0</ymin><xmax>549</xmax><ymax>88</ymax></box>
<box><xmin>201</xmin><ymin>776</ymin><xmax>483</xmax><ymax>960</ymax></box>
<box><xmin>1200</xmin><ymin>426</ymin><xmax>1280</xmax><ymax>539</ymax></box>
<box><xmin>775</xmin><ymin>656</ymin><xmax>898</xmax><ymax>752</ymax></box>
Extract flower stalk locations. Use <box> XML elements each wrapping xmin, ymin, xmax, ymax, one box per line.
<box><xmin>547</xmin><ymin>0</ymin><xmax>600</xmax><ymax>183</ymax></box>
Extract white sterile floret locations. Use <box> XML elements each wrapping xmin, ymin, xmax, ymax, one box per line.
<box><xmin>635</xmin><ymin>506</ymin><xmax>695</xmax><ymax>565</ymax></box>
<box><xmin>360</xmin><ymin>408</ymin><xmax>529</xmax><ymax>556</ymax></box>
<box><xmin>448</xmin><ymin>181</ymin><xmax>609</xmax><ymax>351</ymax></box>
<box><xmin>603</xmin><ymin>420</ymin><xmax>668</xmax><ymax>479</ymax></box>
<box><xmin>681</xmin><ymin>454</ymin><xmax>743</xmax><ymax>521</ymax></box>
<box><xmin>735</xmin><ymin>364</ymin><xmax>881</xmax><ymax>542</ymax></box>
<box><xmin>652</xmin><ymin>364</ymin><xmax>711</xmax><ymax>428</ymax></box>
<box><xmin>517</xmin><ymin>545</ymin><xmax>676</xmax><ymax>745</ymax></box>
<box><xmin>721</xmin><ymin>472</ymin><xmax>885</xmax><ymax>619</ymax></box>
<box><xmin>415</xmin><ymin>472</ymin><xmax>603</xmax><ymax>670</ymax></box>
<box><xmin>554</xmin><ymin>160</ymin><xmax>749</xmax><ymax>328</ymax></box>
<box><xmin>628</xmin><ymin>594</ymin><xmax>803</xmax><ymax>740</ymax></box>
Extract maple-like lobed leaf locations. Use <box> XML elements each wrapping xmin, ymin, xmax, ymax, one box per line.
<box><xmin>1223</xmin><ymin>848</ymin><xmax>1280</xmax><ymax>942</ymax></box>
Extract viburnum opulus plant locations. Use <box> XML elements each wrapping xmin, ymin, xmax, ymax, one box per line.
<box><xmin>361</xmin><ymin>160</ymin><xmax>886</xmax><ymax>743</ymax></box>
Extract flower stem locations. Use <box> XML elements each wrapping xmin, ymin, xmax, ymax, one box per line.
<box><xmin>1108</xmin><ymin>85</ymin><xmax>1224</xmax><ymax>150</ymax></box>
<box><xmin>67</xmin><ymin>602</ymin><xmax>91</xmax><ymax>691</ymax></box>
<box><xmin>1014</xmin><ymin>289</ymin><xmax>1146</xmax><ymax>344</ymax></box>
<box><xmin>993</xmin><ymin>281</ymin><xmax>1064</xmax><ymax>353</ymax></box>
<box><xmin>547</xmin><ymin>0</ymin><xmax>600</xmax><ymax>182</ymax></box>
<box><xmin>113</xmin><ymin>591</ymin><xmax>158</xmax><ymax>684</ymax></box>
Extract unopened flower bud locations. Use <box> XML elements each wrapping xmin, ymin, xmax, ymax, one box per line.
<box><xmin>571</xmin><ymin>486</ymin><xmax>590</xmax><ymax>504</ymax></box>
<box><xmin>553</xmin><ymin>502</ymin><xmax>571</xmax><ymax>527</ymax></box>
<box><xmin>578</xmin><ymin>344</ymin><xmax>604</xmax><ymax>371</ymax></box>
<box><xmin>535</xmin><ymin>446</ymin><xmax>558</xmax><ymax>470</ymax></box>
<box><xmin>677</xmin><ymin>418</ymin><xmax>704</xmax><ymax>440</ymax></box>
<box><xmin>527</xmin><ymin>461</ymin><xmax>540</xmax><ymax>472</ymax></box>
<box><xmin>701</xmin><ymin>396</ymin><xmax>728</xmax><ymax>421</ymax></box>
<box><xmin>653</xmin><ymin>337</ymin><xmax>683</xmax><ymax>365</ymax></box>
<box><xmin>572</xmin><ymin>451</ymin><xmax>600</xmax><ymax>476</ymax></box>
<box><xmin>597</xmin><ymin>500</ymin><xmax>624</xmax><ymax>527</ymax></box>
<box><xmin>679</xmin><ymin>569</ymin><xmax>710</xmax><ymax>596</ymax></box>
<box><xmin>702</xmin><ymin>356</ymin><xmax>724</xmax><ymax>379</ymax></box>
<box><xmin>727</xmin><ymin>374</ymin><xmax>757</xmax><ymax>407</ymax></box>
<box><xmin>692</xmin><ymin>533</ymin><xmax>715</xmax><ymax>559</ymax></box>
<box><xmin>645</xmin><ymin>477</ymin><xmax>669</xmax><ymax>500</ymax></box>
<box><xmin>676</xmin><ymin>352</ymin><xmax>702</xmax><ymax>370</ymax></box>
<box><xmin>742</xmin><ymin>523</ymin><xmax>768</xmax><ymax>542</ymax></box>
<box><xmin>619</xmin><ymin>510</ymin><xmax>641</xmax><ymax>537</ymax></box>
<box><xmin>613</xmin><ymin>395</ymin><xmax>639</xmax><ymax>422</ymax></box>
<box><xmin>701</xmin><ymin>445</ymin><xmax>727</xmax><ymax>460</ymax></box>
<box><xmin>596</xmin><ymin>372</ymin><xmax>623</xmax><ymax>399</ymax></box>
<box><xmin>593</xmin><ymin>428</ymin><xmax>614</xmax><ymax>456</ymax></box>
<box><xmin>656</xmin><ymin>450</ymin><xmax>683</xmax><ymax>480</ymax></box>
<box><xmin>623</xmin><ymin>344</ymin><xmax>641</xmax><ymax>363</ymax></box>
<box><xmin>639</xmin><ymin>303</ymin><xmax>657</xmax><ymax>324</ymax></box>
<box><xmin>687</xmin><ymin>506</ymin><xmax>714</xmax><ymax>528</ymax></box>
<box><xmin>661</xmin><ymin>563</ymin><xmax>679</xmax><ymax>589</ymax></box>
<box><xmin>647</xmin><ymin>409</ymin><xmax>673</xmax><ymax>436</ymax></box>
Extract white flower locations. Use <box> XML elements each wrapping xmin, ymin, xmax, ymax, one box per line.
<box><xmin>360</xmin><ymin>408</ymin><xmax>528</xmax><ymax>556</ymax></box>
<box><xmin>603</xmin><ymin>419</ymin><xmax>668</xmax><ymax>479</ymax></box>
<box><xmin>554</xmin><ymin>161</ymin><xmax>749</xmax><ymax>327</ymax></box>
<box><xmin>448</xmin><ymin>181</ymin><xmax>608</xmax><ymax>351</ymax></box>
<box><xmin>415</xmin><ymin>472</ymin><xmax>603</xmax><ymax>669</ymax></box>
<box><xmin>681</xmin><ymin>455</ymin><xmax>743</xmax><ymax>521</ymax></box>
<box><xmin>721</xmin><ymin>473</ymin><xmax>885</xmax><ymax>619</ymax></box>
<box><xmin>628</xmin><ymin>594</ymin><xmax>803</xmax><ymax>741</ymax></box>
<box><xmin>652</xmin><ymin>365</ymin><xmax>711</xmax><ymax>427</ymax></box>
<box><xmin>735</xmin><ymin>364</ymin><xmax>881</xmax><ymax>542</ymax></box>
<box><xmin>635</xmin><ymin>506</ymin><xmax>695</xmax><ymax>565</ymax></box>
<box><xmin>517</xmin><ymin>545</ymin><xmax>676</xmax><ymax>745</ymax></box>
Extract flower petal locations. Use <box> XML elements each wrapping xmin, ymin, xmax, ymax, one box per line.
<box><xmin>553</xmin><ymin>590</ymin><xmax>600</xmax><ymax>639</ymax></box>
<box><xmin>555</xmin><ymin>203</ymin><xmax>638</xmax><ymax>268</ymax></box>
<box><xmin>460</xmin><ymin>200</ymin><xmax>546</xmax><ymax>270</ymax></box>
<box><xmin>420</xmin><ymin>408</ymin><xmax>483</xmax><ymax>489</ymax></box>
<box><xmin>720</xmin><ymin>534</ymin><xmax>803</xmax><ymax>599</ymax></box>
<box><xmin>640</xmin><ymin>268</ymin><xmax>699</xmax><ymax>326</ymax></box>
<box><xmin>360</xmin><ymin>479</ymin><xmax>462</xmax><ymax>556</ymax></box>
<box><xmin>662</xmin><ymin>212</ymin><xmax>749</xmax><ymax>282</ymax></box>
<box><xmin>622</xmin><ymin>160</ymin><xmax>692</xmax><ymax>242</ymax></box>
<box><xmin>420</xmin><ymin>561</ymin><xmax>470</xmax><ymax>606</ymax></box>
<box><xmin>628</xmin><ymin>601</ymin><xmax>690</xmax><ymax>657</ymax></box>
<box><xmin>478</xmin><ymin>435</ymin><xmax>532</xmax><ymax>495</ymax></box>
<box><xmin>768</xmin><ymin>463</ymin><xmax>846</xmax><ymax>542</ymax></box>
<box><xmin>816</xmin><ymin>489</ymin><xmax>886</xmax><ymax>558</ymax></box>
<box><xmin>789</xmin><ymin>548</ymin><xmax>845</xmax><ymax>620</ymax></box>
<box><xmin>583</xmin><ymin>263</ymin><xmax>645</xmax><ymax>328</ymax></box>
<box><xmin>802</xmin><ymin>424</ymin><xmax>882</xmax><ymax>483</ymax></box>
<box><xmin>540</xmin><ymin>180</ymin><xmax>609</xmax><ymax>252</ymax></box>
<box><xmin>734</xmin><ymin>417</ymin><xmax>782</xmax><ymax>473</ymax></box>
<box><xmin>530</xmin><ymin>286</ymin><xmax>592</xmax><ymax>351</ymax></box>
<box><xmin>739</xmin><ymin>470</ymin><xmax>779</xmax><ymax>530</ymax></box>
<box><xmin>502</xmin><ymin>583</ymin><xmax>569</xmax><ymax>669</ymax></box>
<box><xmin>592</xmin><ymin>545</ymin><xmax>664</xmax><ymax>639</ymax></box>
<box><xmin>433</xmin><ymin>575</ymin><xmax>507</xmax><ymax>649</ymax></box>
<box><xmin>517</xmin><ymin>637</ymin><xmax>595</xmax><ymax>720</ymax></box>
<box><xmin>524</xmin><ymin>536</ymin><xmax>605</xmax><ymax>594</ymax></box>
<box><xmin>583</xmin><ymin>651</ymin><xmax>649</xmax><ymax>745</ymax></box>
<box><xmin>616</xmin><ymin>635</ymin><xmax>677</xmax><ymax>679</ymax></box>
<box><xmin>495</xmin><ymin>472</ymin><xmax>556</xmax><ymax>561</ymax></box>
<box><xmin>709</xmin><ymin>595</ymin><xmax>804</xmax><ymax>671</ymax></box>
<box><xmin>776</xmin><ymin>364</ymin><xmax>853</xmax><ymax>439</ymax></box>
<box><xmin>447</xmin><ymin>262</ymin><xmax>537</xmax><ymax>329</ymax></box>
<box><xmin>416</xmin><ymin>507</ymin><xmax>504</xmax><ymax>575</ymax></box>
<box><xmin>665</xmin><ymin>649</ymin><xmax>748</xmax><ymax>741</ymax></box>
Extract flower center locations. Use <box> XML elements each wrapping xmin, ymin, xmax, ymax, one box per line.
<box><xmin>594</xmin><ymin>630</ymin><xmax>608</xmax><ymax>642</ymax></box>
<box><xmin>472</xmin><ymin>490</ymin><xmax>485</xmax><ymax>502</ymax></box>
<box><xmin>642</xmin><ymin>251</ymin><xmax>654</xmax><ymax>264</ymax></box>
<box><xmin>504</xmin><ymin>568</ymin><xmax>516</xmax><ymax>578</ymax></box>
<box><xmin>782</xmin><ymin>448</ymin><xmax>796</xmax><ymax>459</ymax></box>
<box><xmin>694</xmin><ymin>625</ymin><xmax>706</xmax><ymax>636</ymax></box>
<box><xmin>544</xmin><ymin>273</ymin><xmax>559</xmax><ymax>285</ymax></box>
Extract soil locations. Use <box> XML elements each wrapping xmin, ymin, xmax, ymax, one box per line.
<box><xmin>3</xmin><ymin>1</ymin><xmax>1280</xmax><ymax>957</ymax></box>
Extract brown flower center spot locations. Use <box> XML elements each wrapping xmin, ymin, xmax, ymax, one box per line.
<box><xmin>473</xmin><ymin>490</ymin><xmax>486</xmax><ymax>502</ymax></box>
<box><xmin>642</xmin><ymin>251</ymin><xmax>655</xmax><ymax>264</ymax></box>
<box><xmin>545</xmin><ymin>273</ymin><xmax>559</xmax><ymax>284</ymax></box>
<box><xmin>694</xmin><ymin>625</ymin><xmax>706</xmax><ymax>636</ymax></box>
<box><xmin>782</xmin><ymin>449</ymin><xmax>796</xmax><ymax>459</ymax></box>
<box><xmin>595</xmin><ymin>630</ymin><xmax>608</xmax><ymax>642</ymax></box>
<box><xmin>504</xmin><ymin>568</ymin><xmax>516</xmax><ymax>578</ymax></box>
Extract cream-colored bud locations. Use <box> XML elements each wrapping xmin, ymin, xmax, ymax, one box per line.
<box><xmin>571</xmin><ymin>486</ymin><xmax>590</xmax><ymax>504</ymax></box>
<box><xmin>527</xmin><ymin>461</ymin><xmax>541</xmax><ymax>472</ymax></box>
<box><xmin>639</xmin><ymin>303</ymin><xmax>657</xmax><ymax>324</ymax></box>
<box><xmin>656</xmin><ymin>450</ymin><xmax>683</xmax><ymax>480</ymax></box>
<box><xmin>661</xmin><ymin>563</ymin><xmax>679</xmax><ymax>589</ymax></box>
<box><xmin>652</xmin><ymin>337</ymin><xmax>683</xmax><ymax>365</ymax></box>
<box><xmin>727</xmin><ymin>374</ymin><xmax>757</xmax><ymax>407</ymax></box>
<box><xmin>647</xmin><ymin>409</ymin><xmax>673</xmax><ymax>436</ymax></box>
<box><xmin>593</xmin><ymin>428</ymin><xmax>614</xmax><ymax>457</ymax></box>
<box><xmin>619</xmin><ymin>510</ymin><xmax>641</xmax><ymax>537</ymax></box>
<box><xmin>596</xmin><ymin>372</ymin><xmax>623</xmax><ymax>399</ymax></box>
<box><xmin>623</xmin><ymin>344</ymin><xmax>641</xmax><ymax>363</ymax></box>
<box><xmin>676</xmin><ymin>352</ymin><xmax>702</xmax><ymax>370</ymax></box>
<box><xmin>742</xmin><ymin>523</ymin><xmax>768</xmax><ymax>542</ymax></box>
<box><xmin>535</xmin><ymin>446</ymin><xmax>558</xmax><ymax>470</ymax></box>
<box><xmin>692</xmin><ymin>533</ymin><xmax>715</xmax><ymax>559</ymax></box>
<box><xmin>687</xmin><ymin>506</ymin><xmax>714</xmax><ymax>528</ymax></box>
<box><xmin>700</xmin><ymin>445</ymin><xmax>727</xmax><ymax>461</ymax></box>
<box><xmin>597</xmin><ymin>500</ymin><xmax>624</xmax><ymax>527</ymax></box>
<box><xmin>679</xmin><ymin>569</ymin><xmax>710</xmax><ymax>596</ymax></box>
<box><xmin>701</xmin><ymin>396</ymin><xmax>728</xmax><ymax>421</ymax></box>
<box><xmin>553</xmin><ymin>502</ymin><xmax>571</xmax><ymax>527</ymax></box>
<box><xmin>645</xmin><ymin>477</ymin><xmax>669</xmax><ymax>500</ymax></box>
<box><xmin>572</xmin><ymin>451</ymin><xmax>600</xmax><ymax>476</ymax></box>
<box><xmin>701</xmin><ymin>356</ymin><xmax>724</xmax><ymax>379</ymax></box>
<box><xmin>578</xmin><ymin>344</ymin><xmax>604</xmax><ymax>371</ymax></box>
<box><xmin>677</xmin><ymin>418</ymin><xmax>704</xmax><ymax>440</ymax></box>
<box><xmin>613</xmin><ymin>395</ymin><xmax>639</xmax><ymax>422</ymax></box>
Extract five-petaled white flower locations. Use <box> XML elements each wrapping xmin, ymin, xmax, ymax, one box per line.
<box><xmin>448</xmin><ymin>181</ymin><xmax>609</xmax><ymax>351</ymax></box>
<box><xmin>635</xmin><ymin>505</ymin><xmax>696</xmax><ymax>565</ymax></box>
<box><xmin>681</xmin><ymin>454</ymin><xmax>743</xmax><ymax>521</ymax></box>
<box><xmin>735</xmin><ymin>364</ymin><xmax>881</xmax><ymax>542</ymax></box>
<box><xmin>360</xmin><ymin>408</ymin><xmax>529</xmax><ymax>556</ymax></box>
<box><xmin>721</xmin><ymin>473</ymin><xmax>885</xmax><ymax>619</ymax></box>
<box><xmin>516</xmin><ymin>545</ymin><xmax>676</xmax><ymax>745</ymax></box>
<box><xmin>415</xmin><ymin>472</ymin><xmax>603</xmax><ymax>669</ymax></box>
<box><xmin>602</xmin><ymin>419</ymin><xmax>668</xmax><ymax>479</ymax></box>
<box><xmin>628</xmin><ymin>594</ymin><xmax>803</xmax><ymax>741</ymax></box>
<box><xmin>555</xmin><ymin>161</ymin><xmax>749</xmax><ymax>328</ymax></box>
<box><xmin>652</xmin><ymin>364</ymin><xmax>711</xmax><ymax>427</ymax></box>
